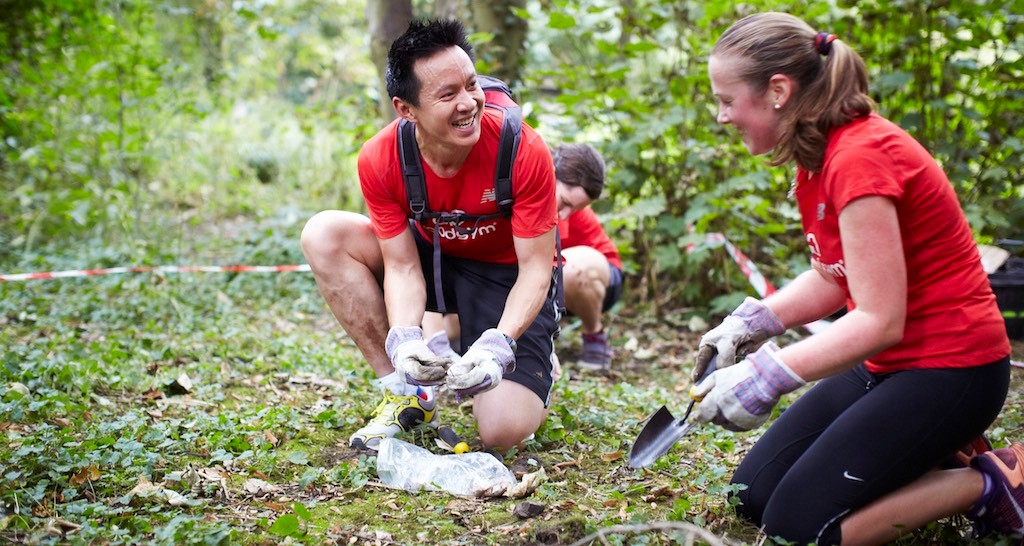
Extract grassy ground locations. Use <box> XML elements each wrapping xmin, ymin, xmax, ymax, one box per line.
<box><xmin>1</xmin><ymin>225</ymin><xmax>1023</xmax><ymax>545</ymax></box>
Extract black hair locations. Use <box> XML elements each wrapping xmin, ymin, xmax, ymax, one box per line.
<box><xmin>552</xmin><ymin>143</ymin><xmax>606</xmax><ymax>201</ymax></box>
<box><xmin>385</xmin><ymin>19</ymin><xmax>475</xmax><ymax>106</ymax></box>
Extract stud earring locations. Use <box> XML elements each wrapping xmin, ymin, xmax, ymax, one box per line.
<box><xmin>774</xmin><ymin>103</ymin><xmax>781</xmax><ymax>110</ymax></box>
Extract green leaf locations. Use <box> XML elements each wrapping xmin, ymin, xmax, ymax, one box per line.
<box><xmin>547</xmin><ymin>12</ymin><xmax>576</xmax><ymax>30</ymax></box>
<box><xmin>293</xmin><ymin>502</ymin><xmax>312</xmax><ymax>520</ymax></box>
<box><xmin>286</xmin><ymin>451</ymin><xmax>309</xmax><ymax>465</ymax></box>
<box><xmin>468</xmin><ymin>32</ymin><xmax>495</xmax><ymax>45</ymax></box>
<box><xmin>268</xmin><ymin>514</ymin><xmax>299</xmax><ymax>535</ymax></box>
<box><xmin>624</xmin><ymin>41</ymin><xmax>659</xmax><ymax>54</ymax></box>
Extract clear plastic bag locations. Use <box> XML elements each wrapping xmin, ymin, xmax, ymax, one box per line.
<box><xmin>376</xmin><ymin>438</ymin><xmax>516</xmax><ymax>498</ymax></box>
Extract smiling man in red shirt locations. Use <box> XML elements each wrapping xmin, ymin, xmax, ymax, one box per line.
<box><xmin>301</xmin><ymin>19</ymin><xmax>560</xmax><ymax>452</ymax></box>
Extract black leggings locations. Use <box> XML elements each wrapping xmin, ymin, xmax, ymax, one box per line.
<box><xmin>730</xmin><ymin>358</ymin><xmax>1010</xmax><ymax>545</ymax></box>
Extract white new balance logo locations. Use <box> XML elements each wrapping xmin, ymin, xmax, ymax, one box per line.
<box><xmin>480</xmin><ymin>188</ymin><xmax>496</xmax><ymax>204</ymax></box>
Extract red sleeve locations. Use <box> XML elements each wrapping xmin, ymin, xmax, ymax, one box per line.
<box><xmin>510</xmin><ymin>125</ymin><xmax>557</xmax><ymax>238</ymax></box>
<box><xmin>822</xmin><ymin>115</ymin><xmax>904</xmax><ymax>214</ymax></box>
<box><xmin>358</xmin><ymin>119</ymin><xmax>408</xmax><ymax>240</ymax></box>
<box><xmin>562</xmin><ymin>208</ymin><xmax>622</xmax><ymax>269</ymax></box>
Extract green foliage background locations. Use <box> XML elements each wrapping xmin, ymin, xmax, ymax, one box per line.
<box><xmin>1</xmin><ymin>1</ymin><xmax>1023</xmax><ymax>543</ymax></box>
<box><xmin>2</xmin><ymin>0</ymin><xmax>1021</xmax><ymax>310</ymax></box>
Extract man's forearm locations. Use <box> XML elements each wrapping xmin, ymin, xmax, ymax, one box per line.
<box><xmin>496</xmin><ymin>265</ymin><xmax>551</xmax><ymax>339</ymax></box>
<box><xmin>383</xmin><ymin>269</ymin><xmax>427</xmax><ymax>329</ymax></box>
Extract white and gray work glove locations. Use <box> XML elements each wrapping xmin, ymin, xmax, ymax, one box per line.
<box><xmin>691</xmin><ymin>341</ymin><xmax>805</xmax><ymax>431</ymax></box>
<box><xmin>446</xmin><ymin>328</ymin><xmax>516</xmax><ymax>401</ymax></box>
<box><xmin>386</xmin><ymin>326</ymin><xmax>451</xmax><ymax>386</ymax></box>
<box><xmin>426</xmin><ymin>330</ymin><xmax>460</xmax><ymax>361</ymax></box>
<box><xmin>692</xmin><ymin>297</ymin><xmax>785</xmax><ymax>382</ymax></box>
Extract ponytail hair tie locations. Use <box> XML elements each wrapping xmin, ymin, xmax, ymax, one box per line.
<box><xmin>815</xmin><ymin>32</ymin><xmax>836</xmax><ymax>56</ymax></box>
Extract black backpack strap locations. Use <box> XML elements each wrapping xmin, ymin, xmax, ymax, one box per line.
<box><xmin>492</xmin><ymin>105</ymin><xmax>522</xmax><ymax>217</ymax></box>
<box><xmin>554</xmin><ymin>224</ymin><xmax>566</xmax><ymax>314</ymax></box>
<box><xmin>397</xmin><ymin>118</ymin><xmax>429</xmax><ymax>222</ymax></box>
<box><xmin>477</xmin><ymin>74</ymin><xmax>515</xmax><ymax>101</ymax></box>
<box><xmin>430</xmin><ymin>226</ymin><xmax>448</xmax><ymax>314</ymax></box>
<box><xmin>397</xmin><ymin>118</ymin><xmax>448</xmax><ymax>312</ymax></box>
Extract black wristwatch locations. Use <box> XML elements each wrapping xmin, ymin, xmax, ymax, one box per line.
<box><xmin>502</xmin><ymin>333</ymin><xmax>518</xmax><ymax>353</ymax></box>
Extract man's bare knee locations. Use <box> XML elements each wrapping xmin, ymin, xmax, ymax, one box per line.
<box><xmin>301</xmin><ymin>211</ymin><xmax>378</xmax><ymax>269</ymax></box>
<box><xmin>302</xmin><ymin>211</ymin><xmax>348</xmax><ymax>254</ymax></box>
<box><xmin>474</xmin><ymin>384</ymin><xmax>547</xmax><ymax>451</ymax></box>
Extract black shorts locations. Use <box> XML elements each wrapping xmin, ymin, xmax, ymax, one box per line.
<box><xmin>603</xmin><ymin>264</ymin><xmax>624</xmax><ymax>313</ymax></box>
<box><xmin>413</xmin><ymin>227</ymin><xmax>560</xmax><ymax>406</ymax></box>
<box><xmin>730</xmin><ymin>357</ymin><xmax>1010</xmax><ymax>545</ymax></box>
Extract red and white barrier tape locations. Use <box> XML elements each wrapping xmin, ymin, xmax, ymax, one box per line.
<box><xmin>2</xmin><ymin>236</ymin><xmax>1020</xmax><ymax>367</ymax></box>
<box><xmin>689</xmin><ymin>233</ymin><xmax>830</xmax><ymax>335</ymax></box>
<box><xmin>701</xmin><ymin>232</ymin><xmax>777</xmax><ymax>298</ymax></box>
<box><xmin>0</xmin><ymin>264</ymin><xmax>311</xmax><ymax>282</ymax></box>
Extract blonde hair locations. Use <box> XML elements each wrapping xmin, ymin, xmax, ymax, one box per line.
<box><xmin>712</xmin><ymin>12</ymin><xmax>874</xmax><ymax>171</ymax></box>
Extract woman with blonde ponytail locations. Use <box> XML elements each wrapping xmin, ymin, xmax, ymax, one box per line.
<box><xmin>687</xmin><ymin>11</ymin><xmax>1021</xmax><ymax>545</ymax></box>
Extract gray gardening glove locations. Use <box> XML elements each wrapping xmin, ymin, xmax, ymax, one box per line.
<box><xmin>446</xmin><ymin>328</ymin><xmax>516</xmax><ymax>401</ymax></box>
<box><xmin>692</xmin><ymin>341</ymin><xmax>805</xmax><ymax>431</ymax></box>
<box><xmin>386</xmin><ymin>326</ymin><xmax>451</xmax><ymax>386</ymax></box>
<box><xmin>426</xmin><ymin>330</ymin><xmax>460</xmax><ymax>360</ymax></box>
<box><xmin>692</xmin><ymin>297</ymin><xmax>785</xmax><ymax>382</ymax></box>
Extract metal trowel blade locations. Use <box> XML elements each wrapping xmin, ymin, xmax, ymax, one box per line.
<box><xmin>628</xmin><ymin>405</ymin><xmax>694</xmax><ymax>468</ymax></box>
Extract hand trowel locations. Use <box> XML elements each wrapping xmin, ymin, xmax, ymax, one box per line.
<box><xmin>628</xmin><ymin>354</ymin><xmax>717</xmax><ymax>468</ymax></box>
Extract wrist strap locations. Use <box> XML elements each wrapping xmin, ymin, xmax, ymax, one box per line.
<box><xmin>385</xmin><ymin>326</ymin><xmax>423</xmax><ymax>360</ymax></box>
<box><xmin>749</xmin><ymin>341</ymin><xmax>805</xmax><ymax>398</ymax></box>
<box><xmin>472</xmin><ymin>328</ymin><xmax>516</xmax><ymax>373</ymax></box>
<box><xmin>733</xmin><ymin>297</ymin><xmax>785</xmax><ymax>337</ymax></box>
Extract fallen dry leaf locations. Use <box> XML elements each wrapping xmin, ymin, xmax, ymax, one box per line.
<box><xmin>504</xmin><ymin>467</ymin><xmax>546</xmax><ymax>499</ymax></box>
<box><xmin>513</xmin><ymin>500</ymin><xmax>545</xmax><ymax>519</ymax></box>
<box><xmin>164</xmin><ymin>489</ymin><xmax>189</xmax><ymax>506</ymax></box>
<box><xmin>243</xmin><ymin>478</ymin><xmax>278</xmax><ymax>496</ymax></box>
<box><xmin>42</xmin><ymin>517</ymin><xmax>82</xmax><ymax>536</ymax></box>
<box><xmin>128</xmin><ymin>476</ymin><xmax>161</xmax><ymax>497</ymax></box>
<box><xmin>600</xmin><ymin>450</ymin><xmax>623</xmax><ymax>462</ymax></box>
<box><xmin>70</xmin><ymin>465</ymin><xmax>100</xmax><ymax>486</ymax></box>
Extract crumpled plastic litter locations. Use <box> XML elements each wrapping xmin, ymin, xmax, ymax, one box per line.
<box><xmin>376</xmin><ymin>438</ymin><xmax>532</xmax><ymax>498</ymax></box>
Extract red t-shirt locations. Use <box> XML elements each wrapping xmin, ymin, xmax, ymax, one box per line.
<box><xmin>794</xmin><ymin>113</ymin><xmax>1009</xmax><ymax>373</ymax></box>
<box><xmin>359</xmin><ymin>108</ymin><xmax>557</xmax><ymax>264</ymax></box>
<box><xmin>559</xmin><ymin>207</ymin><xmax>623</xmax><ymax>269</ymax></box>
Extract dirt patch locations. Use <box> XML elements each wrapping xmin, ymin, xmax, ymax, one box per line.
<box><xmin>529</xmin><ymin>516</ymin><xmax>589</xmax><ymax>545</ymax></box>
<box><xmin>322</xmin><ymin>444</ymin><xmax>367</xmax><ymax>468</ymax></box>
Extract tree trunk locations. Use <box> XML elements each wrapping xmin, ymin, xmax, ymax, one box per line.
<box><xmin>366</xmin><ymin>0</ymin><xmax>413</xmax><ymax>121</ymax></box>
<box><xmin>433</xmin><ymin>0</ymin><xmax>466</xmax><ymax>20</ymax></box>
<box><xmin>468</xmin><ymin>0</ymin><xmax>527</xmax><ymax>87</ymax></box>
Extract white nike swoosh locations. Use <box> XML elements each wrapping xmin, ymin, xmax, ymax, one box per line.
<box><xmin>843</xmin><ymin>471</ymin><xmax>865</xmax><ymax>482</ymax></box>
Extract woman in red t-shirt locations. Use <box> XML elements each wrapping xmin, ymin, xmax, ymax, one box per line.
<box><xmin>689</xmin><ymin>11</ymin><xmax>1019</xmax><ymax>545</ymax></box>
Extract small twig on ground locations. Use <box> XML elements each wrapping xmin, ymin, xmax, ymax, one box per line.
<box><xmin>566</xmin><ymin>521</ymin><xmax>735</xmax><ymax>546</ymax></box>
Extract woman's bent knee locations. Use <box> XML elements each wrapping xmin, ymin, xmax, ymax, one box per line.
<box><xmin>761</xmin><ymin>502</ymin><xmax>841</xmax><ymax>546</ymax></box>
